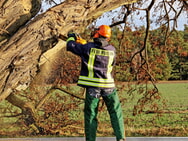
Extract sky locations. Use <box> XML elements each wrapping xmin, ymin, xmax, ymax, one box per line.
<box><xmin>41</xmin><ymin>0</ymin><xmax>188</xmax><ymax>31</ymax></box>
<box><xmin>96</xmin><ymin>8</ymin><xmax>187</xmax><ymax>31</ymax></box>
<box><xmin>95</xmin><ymin>1</ymin><xmax>188</xmax><ymax>31</ymax></box>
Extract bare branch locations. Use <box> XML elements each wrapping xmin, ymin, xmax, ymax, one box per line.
<box><xmin>35</xmin><ymin>85</ymin><xmax>85</xmax><ymax>110</ymax></box>
<box><xmin>145</xmin><ymin>109</ymin><xmax>188</xmax><ymax>114</ymax></box>
<box><xmin>183</xmin><ymin>1</ymin><xmax>188</xmax><ymax>9</ymax></box>
<box><xmin>54</xmin><ymin>85</ymin><xmax>85</xmax><ymax>100</ymax></box>
<box><xmin>110</xmin><ymin>5</ymin><xmax>132</xmax><ymax>27</ymax></box>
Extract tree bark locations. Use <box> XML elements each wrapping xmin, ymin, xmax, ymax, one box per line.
<box><xmin>0</xmin><ymin>0</ymin><xmax>41</xmax><ymax>42</ymax></box>
<box><xmin>0</xmin><ymin>0</ymin><xmax>42</xmax><ymax>100</ymax></box>
<box><xmin>0</xmin><ymin>0</ymin><xmax>137</xmax><ymax>101</ymax></box>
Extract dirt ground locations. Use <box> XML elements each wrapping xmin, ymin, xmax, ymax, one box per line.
<box><xmin>157</xmin><ymin>80</ymin><xmax>188</xmax><ymax>84</ymax></box>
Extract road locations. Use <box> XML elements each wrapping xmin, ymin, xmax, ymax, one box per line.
<box><xmin>0</xmin><ymin>137</ymin><xmax>188</xmax><ymax>141</ymax></box>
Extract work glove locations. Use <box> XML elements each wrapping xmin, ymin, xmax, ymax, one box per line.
<box><xmin>67</xmin><ymin>31</ymin><xmax>87</xmax><ymax>44</ymax></box>
<box><xmin>76</xmin><ymin>35</ymin><xmax>87</xmax><ymax>44</ymax></box>
<box><xmin>67</xmin><ymin>31</ymin><xmax>77</xmax><ymax>39</ymax></box>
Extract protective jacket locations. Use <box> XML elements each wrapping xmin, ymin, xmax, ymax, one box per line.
<box><xmin>67</xmin><ymin>38</ymin><xmax>116</xmax><ymax>88</ymax></box>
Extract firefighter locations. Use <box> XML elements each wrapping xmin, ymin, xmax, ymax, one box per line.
<box><xmin>66</xmin><ymin>25</ymin><xmax>126</xmax><ymax>141</ymax></box>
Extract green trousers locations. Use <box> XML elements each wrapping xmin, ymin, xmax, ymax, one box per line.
<box><xmin>84</xmin><ymin>89</ymin><xmax>125</xmax><ymax>141</ymax></box>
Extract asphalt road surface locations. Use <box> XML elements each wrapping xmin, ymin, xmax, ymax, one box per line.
<box><xmin>0</xmin><ymin>137</ymin><xmax>188</xmax><ymax>141</ymax></box>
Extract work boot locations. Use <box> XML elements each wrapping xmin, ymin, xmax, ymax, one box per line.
<box><xmin>103</xmin><ymin>89</ymin><xmax>125</xmax><ymax>141</ymax></box>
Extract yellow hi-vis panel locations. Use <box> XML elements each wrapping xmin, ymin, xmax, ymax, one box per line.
<box><xmin>78</xmin><ymin>48</ymin><xmax>115</xmax><ymax>88</ymax></box>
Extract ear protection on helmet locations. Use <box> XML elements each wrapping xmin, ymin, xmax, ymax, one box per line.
<box><xmin>91</xmin><ymin>28</ymin><xmax>99</xmax><ymax>38</ymax></box>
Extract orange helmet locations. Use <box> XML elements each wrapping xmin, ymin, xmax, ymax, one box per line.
<box><xmin>93</xmin><ymin>25</ymin><xmax>111</xmax><ymax>39</ymax></box>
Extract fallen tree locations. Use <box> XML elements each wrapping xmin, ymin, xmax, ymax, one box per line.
<box><xmin>0</xmin><ymin>0</ymin><xmax>137</xmax><ymax>134</ymax></box>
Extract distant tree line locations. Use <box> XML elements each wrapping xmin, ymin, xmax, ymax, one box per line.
<box><xmin>108</xmin><ymin>25</ymin><xmax>188</xmax><ymax>81</ymax></box>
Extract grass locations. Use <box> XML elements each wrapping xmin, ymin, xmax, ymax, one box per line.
<box><xmin>90</xmin><ymin>82</ymin><xmax>188</xmax><ymax>137</ymax></box>
<box><xmin>0</xmin><ymin>81</ymin><xmax>188</xmax><ymax>137</ymax></box>
<box><xmin>64</xmin><ymin>82</ymin><xmax>188</xmax><ymax>137</ymax></box>
<box><xmin>157</xmin><ymin>82</ymin><xmax>188</xmax><ymax>110</ymax></box>
<box><xmin>120</xmin><ymin>82</ymin><xmax>188</xmax><ymax>136</ymax></box>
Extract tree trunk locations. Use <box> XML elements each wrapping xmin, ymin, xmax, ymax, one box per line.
<box><xmin>0</xmin><ymin>0</ymin><xmax>41</xmax><ymax>42</ymax></box>
<box><xmin>0</xmin><ymin>0</ymin><xmax>42</xmax><ymax>99</ymax></box>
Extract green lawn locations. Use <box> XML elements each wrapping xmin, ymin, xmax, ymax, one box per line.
<box><xmin>157</xmin><ymin>82</ymin><xmax>188</xmax><ymax>110</ymax></box>
<box><xmin>118</xmin><ymin>82</ymin><xmax>188</xmax><ymax>136</ymax></box>
<box><xmin>0</xmin><ymin>82</ymin><xmax>188</xmax><ymax>137</ymax></box>
<box><xmin>68</xmin><ymin>82</ymin><xmax>188</xmax><ymax>137</ymax></box>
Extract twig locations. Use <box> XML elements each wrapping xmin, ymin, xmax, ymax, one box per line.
<box><xmin>36</xmin><ymin>85</ymin><xmax>84</xmax><ymax>110</ymax></box>
<box><xmin>145</xmin><ymin>110</ymin><xmax>188</xmax><ymax>114</ymax></box>
<box><xmin>54</xmin><ymin>85</ymin><xmax>85</xmax><ymax>100</ymax></box>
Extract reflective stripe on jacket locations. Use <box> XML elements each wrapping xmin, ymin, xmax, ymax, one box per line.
<box><xmin>67</xmin><ymin>39</ymin><xmax>116</xmax><ymax>88</ymax></box>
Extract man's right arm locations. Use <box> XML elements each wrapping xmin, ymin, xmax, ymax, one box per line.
<box><xmin>67</xmin><ymin>40</ymin><xmax>86</xmax><ymax>56</ymax></box>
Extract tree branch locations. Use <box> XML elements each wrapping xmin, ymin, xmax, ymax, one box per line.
<box><xmin>36</xmin><ymin>85</ymin><xmax>85</xmax><ymax>110</ymax></box>
<box><xmin>110</xmin><ymin>5</ymin><xmax>132</xmax><ymax>27</ymax></box>
<box><xmin>145</xmin><ymin>109</ymin><xmax>188</xmax><ymax>114</ymax></box>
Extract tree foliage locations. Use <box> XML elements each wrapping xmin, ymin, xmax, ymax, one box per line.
<box><xmin>112</xmin><ymin>26</ymin><xmax>188</xmax><ymax>81</ymax></box>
